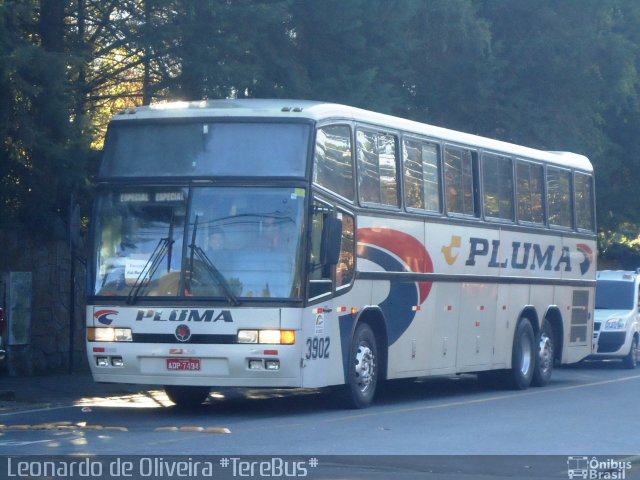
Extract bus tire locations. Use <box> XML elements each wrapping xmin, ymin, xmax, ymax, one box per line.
<box><xmin>164</xmin><ymin>385</ymin><xmax>210</xmax><ymax>408</ymax></box>
<box><xmin>623</xmin><ymin>336</ymin><xmax>639</xmax><ymax>369</ymax></box>
<box><xmin>508</xmin><ymin>318</ymin><xmax>535</xmax><ymax>390</ymax></box>
<box><xmin>343</xmin><ymin>322</ymin><xmax>378</xmax><ymax>409</ymax></box>
<box><xmin>532</xmin><ymin>320</ymin><xmax>554</xmax><ymax>387</ymax></box>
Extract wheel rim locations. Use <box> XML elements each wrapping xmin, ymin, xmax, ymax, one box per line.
<box><xmin>519</xmin><ymin>332</ymin><xmax>533</xmax><ymax>376</ymax></box>
<box><xmin>354</xmin><ymin>343</ymin><xmax>375</xmax><ymax>393</ymax></box>
<box><xmin>538</xmin><ymin>332</ymin><xmax>553</xmax><ymax>373</ymax></box>
<box><xmin>633</xmin><ymin>340</ymin><xmax>639</xmax><ymax>366</ymax></box>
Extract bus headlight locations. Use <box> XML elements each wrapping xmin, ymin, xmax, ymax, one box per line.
<box><xmin>259</xmin><ymin>330</ymin><xmax>282</xmax><ymax>344</ymax></box>
<box><xmin>237</xmin><ymin>330</ymin><xmax>295</xmax><ymax>345</ymax></box>
<box><xmin>87</xmin><ymin>327</ymin><xmax>133</xmax><ymax>342</ymax></box>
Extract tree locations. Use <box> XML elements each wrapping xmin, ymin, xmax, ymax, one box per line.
<box><xmin>0</xmin><ymin>0</ymin><xmax>87</xmax><ymax>235</ymax></box>
<box><xmin>396</xmin><ymin>0</ymin><xmax>495</xmax><ymax>130</ymax></box>
<box><xmin>286</xmin><ymin>0</ymin><xmax>409</xmax><ymax>112</ymax></box>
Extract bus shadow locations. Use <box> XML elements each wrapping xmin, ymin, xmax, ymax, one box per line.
<box><xmin>561</xmin><ymin>359</ymin><xmax>628</xmax><ymax>370</ymax></box>
<box><xmin>81</xmin><ymin>364</ymin><xmax>625</xmax><ymax>420</ymax></box>
<box><xmin>167</xmin><ymin>374</ymin><xmax>490</xmax><ymax>417</ymax></box>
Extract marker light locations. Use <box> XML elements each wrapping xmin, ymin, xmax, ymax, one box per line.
<box><xmin>265</xmin><ymin>360</ymin><xmax>280</xmax><ymax>370</ymax></box>
<box><xmin>279</xmin><ymin>330</ymin><xmax>296</xmax><ymax>345</ymax></box>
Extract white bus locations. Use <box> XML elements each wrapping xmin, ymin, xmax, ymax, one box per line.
<box><xmin>87</xmin><ymin>99</ymin><xmax>596</xmax><ymax>408</ymax></box>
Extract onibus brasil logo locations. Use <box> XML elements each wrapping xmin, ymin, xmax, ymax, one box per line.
<box><xmin>567</xmin><ymin>456</ymin><xmax>632</xmax><ymax>479</ymax></box>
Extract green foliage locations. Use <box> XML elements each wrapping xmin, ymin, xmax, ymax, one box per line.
<box><xmin>0</xmin><ymin>0</ymin><xmax>89</xmax><ymax>236</ymax></box>
<box><xmin>598</xmin><ymin>224</ymin><xmax>640</xmax><ymax>270</ymax></box>
<box><xmin>2</xmin><ymin>0</ymin><xmax>640</xmax><ymax>246</ymax></box>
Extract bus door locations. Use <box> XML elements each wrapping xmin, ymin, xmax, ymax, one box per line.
<box><xmin>301</xmin><ymin>199</ymin><xmax>356</xmax><ymax>388</ymax></box>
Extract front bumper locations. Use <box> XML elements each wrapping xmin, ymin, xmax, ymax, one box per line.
<box><xmin>87</xmin><ymin>341</ymin><xmax>302</xmax><ymax>388</ymax></box>
<box><xmin>591</xmin><ymin>330</ymin><xmax>629</xmax><ymax>358</ymax></box>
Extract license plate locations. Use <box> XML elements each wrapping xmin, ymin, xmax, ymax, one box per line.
<box><xmin>166</xmin><ymin>358</ymin><xmax>201</xmax><ymax>371</ymax></box>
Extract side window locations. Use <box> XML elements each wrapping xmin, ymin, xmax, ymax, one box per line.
<box><xmin>547</xmin><ymin>167</ymin><xmax>573</xmax><ymax>228</ymax></box>
<box><xmin>574</xmin><ymin>172</ymin><xmax>594</xmax><ymax>231</ymax></box>
<box><xmin>444</xmin><ymin>145</ymin><xmax>477</xmax><ymax>216</ymax></box>
<box><xmin>403</xmin><ymin>138</ymin><xmax>441</xmax><ymax>212</ymax></box>
<box><xmin>516</xmin><ymin>161</ymin><xmax>544</xmax><ymax>224</ymax></box>
<box><xmin>308</xmin><ymin>200</ymin><xmax>333</xmax><ymax>299</ymax></box>
<box><xmin>356</xmin><ymin>130</ymin><xmax>399</xmax><ymax>207</ymax></box>
<box><xmin>313</xmin><ymin>126</ymin><xmax>354</xmax><ymax>200</ymax></box>
<box><xmin>482</xmin><ymin>152</ymin><xmax>514</xmax><ymax>221</ymax></box>
<box><xmin>336</xmin><ymin>211</ymin><xmax>355</xmax><ymax>289</ymax></box>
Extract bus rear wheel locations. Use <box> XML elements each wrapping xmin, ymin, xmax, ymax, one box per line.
<box><xmin>532</xmin><ymin>320</ymin><xmax>554</xmax><ymax>386</ymax></box>
<box><xmin>343</xmin><ymin>323</ymin><xmax>378</xmax><ymax>409</ymax></box>
<box><xmin>507</xmin><ymin>318</ymin><xmax>535</xmax><ymax>390</ymax></box>
<box><xmin>164</xmin><ymin>385</ymin><xmax>210</xmax><ymax>408</ymax></box>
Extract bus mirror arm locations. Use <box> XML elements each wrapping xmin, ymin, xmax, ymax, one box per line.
<box><xmin>320</xmin><ymin>217</ymin><xmax>342</xmax><ymax>266</ymax></box>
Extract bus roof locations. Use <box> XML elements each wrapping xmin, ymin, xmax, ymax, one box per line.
<box><xmin>112</xmin><ymin>99</ymin><xmax>593</xmax><ymax>172</ymax></box>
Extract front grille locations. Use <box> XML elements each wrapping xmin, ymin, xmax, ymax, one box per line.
<box><xmin>132</xmin><ymin>333</ymin><xmax>236</xmax><ymax>344</ymax></box>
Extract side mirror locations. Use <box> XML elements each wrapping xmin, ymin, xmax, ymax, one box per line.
<box><xmin>320</xmin><ymin>217</ymin><xmax>342</xmax><ymax>266</ymax></box>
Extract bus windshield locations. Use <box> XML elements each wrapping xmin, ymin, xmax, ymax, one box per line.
<box><xmin>93</xmin><ymin>187</ymin><xmax>306</xmax><ymax>301</ymax></box>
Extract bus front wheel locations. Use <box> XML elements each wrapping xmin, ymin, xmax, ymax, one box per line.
<box><xmin>508</xmin><ymin>319</ymin><xmax>535</xmax><ymax>390</ymax></box>
<box><xmin>164</xmin><ymin>385</ymin><xmax>210</xmax><ymax>408</ymax></box>
<box><xmin>343</xmin><ymin>323</ymin><xmax>378</xmax><ymax>409</ymax></box>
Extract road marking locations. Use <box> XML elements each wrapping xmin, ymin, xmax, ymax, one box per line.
<box><xmin>0</xmin><ymin>424</ymin><xmax>128</xmax><ymax>431</ymax></box>
<box><xmin>0</xmin><ymin>404</ymin><xmax>78</xmax><ymax>417</ymax></box>
<box><xmin>0</xmin><ymin>440</ymin><xmax>53</xmax><ymax>446</ymax></box>
<box><xmin>0</xmin><ymin>423</ymin><xmax>229</xmax><ymax>433</ymax></box>
<box><xmin>154</xmin><ymin>426</ymin><xmax>231</xmax><ymax>434</ymax></box>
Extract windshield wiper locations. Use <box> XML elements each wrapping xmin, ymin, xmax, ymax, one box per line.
<box><xmin>188</xmin><ymin>244</ymin><xmax>240</xmax><ymax>306</ymax></box>
<box><xmin>185</xmin><ymin>215</ymin><xmax>239</xmax><ymax>306</ymax></box>
<box><xmin>126</xmin><ymin>237</ymin><xmax>174</xmax><ymax>304</ymax></box>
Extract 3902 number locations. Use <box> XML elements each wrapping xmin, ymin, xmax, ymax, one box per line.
<box><xmin>305</xmin><ymin>336</ymin><xmax>330</xmax><ymax>360</ymax></box>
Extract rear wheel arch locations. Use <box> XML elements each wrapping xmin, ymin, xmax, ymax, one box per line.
<box><xmin>513</xmin><ymin>306</ymin><xmax>538</xmax><ymax>360</ymax></box>
<box><xmin>543</xmin><ymin>307</ymin><xmax>564</xmax><ymax>364</ymax></box>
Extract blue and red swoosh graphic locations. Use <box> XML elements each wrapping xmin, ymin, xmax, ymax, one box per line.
<box><xmin>94</xmin><ymin>309</ymin><xmax>119</xmax><ymax>325</ymax></box>
<box><xmin>357</xmin><ymin>228</ymin><xmax>434</xmax><ymax>345</ymax></box>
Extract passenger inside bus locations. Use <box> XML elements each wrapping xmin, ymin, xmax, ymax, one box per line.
<box><xmin>261</xmin><ymin>217</ymin><xmax>289</xmax><ymax>250</ymax></box>
<box><xmin>206</xmin><ymin>227</ymin><xmax>226</xmax><ymax>255</ymax></box>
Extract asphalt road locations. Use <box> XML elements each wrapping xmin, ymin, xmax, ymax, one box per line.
<box><xmin>0</xmin><ymin>361</ymin><xmax>638</xmax><ymax>479</ymax></box>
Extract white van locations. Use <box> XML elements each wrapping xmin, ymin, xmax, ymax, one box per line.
<box><xmin>592</xmin><ymin>270</ymin><xmax>640</xmax><ymax>368</ymax></box>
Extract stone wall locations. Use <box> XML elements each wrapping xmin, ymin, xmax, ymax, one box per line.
<box><xmin>0</xmin><ymin>230</ymin><xmax>87</xmax><ymax>375</ymax></box>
